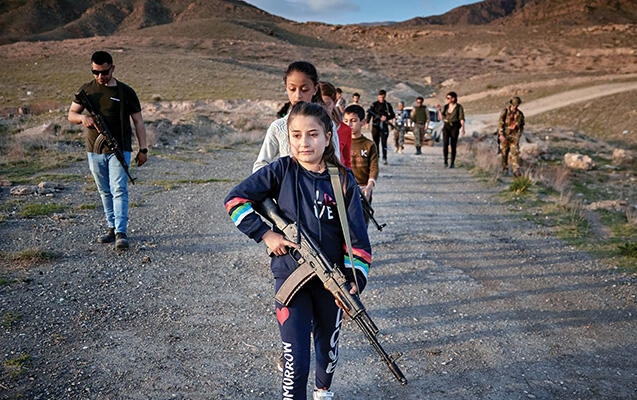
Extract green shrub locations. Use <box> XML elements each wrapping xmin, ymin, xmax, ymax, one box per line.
<box><xmin>509</xmin><ymin>176</ymin><xmax>532</xmax><ymax>194</ymax></box>
<box><xmin>19</xmin><ymin>203</ymin><xmax>67</xmax><ymax>218</ymax></box>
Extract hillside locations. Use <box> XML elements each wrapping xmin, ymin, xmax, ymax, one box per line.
<box><xmin>0</xmin><ymin>0</ymin><xmax>282</xmax><ymax>44</ymax></box>
<box><xmin>400</xmin><ymin>0</ymin><xmax>637</xmax><ymax>26</ymax></box>
<box><xmin>2</xmin><ymin>0</ymin><xmax>637</xmax><ymax>45</ymax></box>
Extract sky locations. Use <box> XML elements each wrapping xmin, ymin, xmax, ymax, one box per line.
<box><xmin>243</xmin><ymin>0</ymin><xmax>480</xmax><ymax>25</ymax></box>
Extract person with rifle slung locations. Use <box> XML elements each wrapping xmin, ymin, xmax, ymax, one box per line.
<box><xmin>225</xmin><ymin>102</ymin><xmax>375</xmax><ymax>400</ymax></box>
<box><xmin>498</xmin><ymin>96</ymin><xmax>525</xmax><ymax>177</ymax></box>
<box><xmin>366</xmin><ymin>89</ymin><xmax>395</xmax><ymax>165</ymax></box>
<box><xmin>410</xmin><ymin>96</ymin><xmax>430</xmax><ymax>154</ymax></box>
<box><xmin>68</xmin><ymin>51</ymin><xmax>148</xmax><ymax>250</ymax></box>
<box><xmin>344</xmin><ymin>104</ymin><xmax>383</xmax><ymax>230</ymax></box>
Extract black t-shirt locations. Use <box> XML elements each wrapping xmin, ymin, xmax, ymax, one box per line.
<box><xmin>75</xmin><ymin>80</ymin><xmax>142</xmax><ymax>152</ymax></box>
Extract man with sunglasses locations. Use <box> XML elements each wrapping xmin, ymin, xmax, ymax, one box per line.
<box><xmin>68</xmin><ymin>51</ymin><xmax>148</xmax><ymax>250</ymax></box>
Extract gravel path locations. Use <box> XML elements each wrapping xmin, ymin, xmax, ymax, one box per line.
<box><xmin>1</xmin><ymin>136</ymin><xmax>636</xmax><ymax>399</ymax></box>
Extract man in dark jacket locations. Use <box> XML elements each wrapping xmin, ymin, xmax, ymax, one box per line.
<box><xmin>366</xmin><ymin>90</ymin><xmax>395</xmax><ymax>165</ymax></box>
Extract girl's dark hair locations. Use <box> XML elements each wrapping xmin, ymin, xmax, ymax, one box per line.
<box><xmin>287</xmin><ymin>102</ymin><xmax>344</xmax><ymax>174</ymax></box>
<box><xmin>318</xmin><ymin>81</ymin><xmax>342</xmax><ymax>124</ymax></box>
<box><xmin>446</xmin><ymin>91</ymin><xmax>458</xmax><ymax>102</ymax></box>
<box><xmin>276</xmin><ymin>101</ymin><xmax>291</xmax><ymax>118</ymax></box>
<box><xmin>284</xmin><ymin>61</ymin><xmax>324</xmax><ymax>105</ymax></box>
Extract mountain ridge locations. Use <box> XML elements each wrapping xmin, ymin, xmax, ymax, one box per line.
<box><xmin>1</xmin><ymin>0</ymin><xmax>636</xmax><ymax>45</ymax></box>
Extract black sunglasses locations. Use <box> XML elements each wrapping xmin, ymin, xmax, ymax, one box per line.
<box><xmin>92</xmin><ymin>67</ymin><xmax>112</xmax><ymax>76</ymax></box>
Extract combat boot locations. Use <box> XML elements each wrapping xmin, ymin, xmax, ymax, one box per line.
<box><xmin>115</xmin><ymin>233</ymin><xmax>129</xmax><ymax>250</ymax></box>
<box><xmin>97</xmin><ymin>227</ymin><xmax>115</xmax><ymax>243</ymax></box>
<box><xmin>415</xmin><ymin>146</ymin><xmax>421</xmax><ymax>155</ymax></box>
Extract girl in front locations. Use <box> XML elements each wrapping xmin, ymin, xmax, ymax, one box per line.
<box><xmin>225</xmin><ymin>102</ymin><xmax>371</xmax><ymax>400</ymax></box>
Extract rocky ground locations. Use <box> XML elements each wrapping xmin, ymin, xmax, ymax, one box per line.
<box><xmin>1</xmin><ymin>111</ymin><xmax>636</xmax><ymax>399</ymax></box>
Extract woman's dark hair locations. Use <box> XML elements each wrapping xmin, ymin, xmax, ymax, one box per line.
<box><xmin>284</xmin><ymin>61</ymin><xmax>323</xmax><ymax>105</ymax></box>
<box><xmin>91</xmin><ymin>51</ymin><xmax>113</xmax><ymax>66</ymax></box>
<box><xmin>287</xmin><ymin>102</ymin><xmax>344</xmax><ymax>174</ymax></box>
<box><xmin>446</xmin><ymin>91</ymin><xmax>458</xmax><ymax>102</ymax></box>
<box><xmin>276</xmin><ymin>101</ymin><xmax>291</xmax><ymax>118</ymax></box>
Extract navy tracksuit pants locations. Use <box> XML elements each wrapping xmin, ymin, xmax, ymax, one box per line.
<box><xmin>275</xmin><ymin>278</ymin><xmax>343</xmax><ymax>400</ymax></box>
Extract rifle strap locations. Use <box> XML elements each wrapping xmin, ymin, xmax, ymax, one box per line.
<box><xmin>274</xmin><ymin>262</ymin><xmax>316</xmax><ymax>306</ymax></box>
<box><xmin>327</xmin><ymin>164</ymin><xmax>360</xmax><ymax>291</ymax></box>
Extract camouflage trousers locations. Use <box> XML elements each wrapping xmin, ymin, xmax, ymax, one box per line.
<box><xmin>413</xmin><ymin>122</ymin><xmax>427</xmax><ymax>147</ymax></box>
<box><xmin>393</xmin><ymin>126</ymin><xmax>405</xmax><ymax>149</ymax></box>
<box><xmin>500</xmin><ymin>133</ymin><xmax>520</xmax><ymax>174</ymax></box>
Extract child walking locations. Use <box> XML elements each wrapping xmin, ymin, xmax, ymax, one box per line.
<box><xmin>253</xmin><ymin>61</ymin><xmax>340</xmax><ymax>172</ymax></box>
<box><xmin>318</xmin><ymin>81</ymin><xmax>352</xmax><ymax>168</ymax></box>
<box><xmin>344</xmin><ymin>104</ymin><xmax>379</xmax><ymax>227</ymax></box>
<box><xmin>225</xmin><ymin>102</ymin><xmax>372</xmax><ymax>400</ymax></box>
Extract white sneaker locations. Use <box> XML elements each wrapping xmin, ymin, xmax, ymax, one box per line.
<box><xmin>313</xmin><ymin>388</ymin><xmax>334</xmax><ymax>400</ymax></box>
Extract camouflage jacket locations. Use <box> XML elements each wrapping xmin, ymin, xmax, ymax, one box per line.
<box><xmin>498</xmin><ymin>107</ymin><xmax>525</xmax><ymax>137</ymax></box>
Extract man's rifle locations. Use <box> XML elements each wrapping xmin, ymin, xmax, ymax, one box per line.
<box><xmin>76</xmin><ymin>90</ymin><xmax>136</xmax><ymax>184</ymax></box>
<box><xmin>367</xmin><ymin>109</ymin><xmax>395</xmax><ymax>131</ymax></box>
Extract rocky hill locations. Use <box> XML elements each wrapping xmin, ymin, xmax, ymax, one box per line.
<box><xmin>401</xmin><ymin>0</ymin><xmax>637</xmax><ymax>26</ymax></box>
<box><xmin>2</xmin><ymin>0</ymin><xmax>636</xmax><ymax>45</ymax></box>
<box><xmin>0</xmin><ymin>0</ymin><xmax>281</xmax><ymax>44</ymax></box>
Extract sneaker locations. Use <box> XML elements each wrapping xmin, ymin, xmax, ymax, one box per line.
<box><xmin>115</xmin><ymin>233</ymin><xmax>129</xmax><ymax>250</ymax></box>
<box><xmin>276</xmin><ymin>354</ymin><xmax>284</xmax><ymax>372</ymax></box>
<box><xmin>97</xmin><ymin>228</ymin><xmax>115</xmax><ymax>243</ymax></box>
<box><xmin>383</xmin><ymin>159</ymin><xmax>388</xmax><ymax>165</ymax></box>
<box><xmin>313</xmin><ymin>388</ymin><xmax>334</xmax><ymax>400</ymax></box>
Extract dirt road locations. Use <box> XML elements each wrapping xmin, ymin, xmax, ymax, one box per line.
<box><xmin>1</xmin><ymin>135</ymin><xmax>636</xmax><ymax>399</ymax></box>
<box><xmin>465</xmin><ymin>80</ymin><xmax>637</xmax><ymax>134</ymax></box>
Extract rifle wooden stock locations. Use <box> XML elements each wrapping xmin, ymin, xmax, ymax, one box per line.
<box><xmin>253</xmin><ymin>198</ymin><xmax>407</xmax><ymax>385</ymax></box>
<box><xmin>76</xmin><ymin>90</ymin><xmax>136</xmax><ymax>184</ymax></box>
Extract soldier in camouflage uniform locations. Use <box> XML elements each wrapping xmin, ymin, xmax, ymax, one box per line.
<box><xmin>498</xmin><ymin>96</ymin><xmax>525</xmax><ymax>176</ymax></box>
<box><xmin>410</xmin><ymin>96</ymin><xmax>430</xmax><ymax>154</ymax></box>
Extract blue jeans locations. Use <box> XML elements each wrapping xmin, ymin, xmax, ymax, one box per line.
<box><xmin>87</xmin><ymin>152</ymin><xmax>131</xmax><ymax>234</ymax></box>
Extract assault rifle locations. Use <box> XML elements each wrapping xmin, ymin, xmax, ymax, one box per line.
<box><xmin>359</xmin><ymin>188</ymin><xmax>386</xmax><ymax>231</ymax></box>
<box><xmin>366</xmin><ymin>109</ymin><xmax>395</xmax><ymax>132</ymax></box>
<box><xmin>253</xmin><ymin>198</ymin><xmax>407</xmax><ymax>385</ymax></box>
<box><xmin>75</xmin><ymin>90</ymin><xmax>136</xmax><ymax>184</ymax></box>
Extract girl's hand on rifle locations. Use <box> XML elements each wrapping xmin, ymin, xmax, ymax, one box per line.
<box><xmin>334</xmin><ymin>283</ymin><xmax>358</xmax><ymax>310</ymax></box>
<box><xmin>262</xmin><ymin>230</ymin><xmax>298</xmax><ymax>256</ymax></box>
